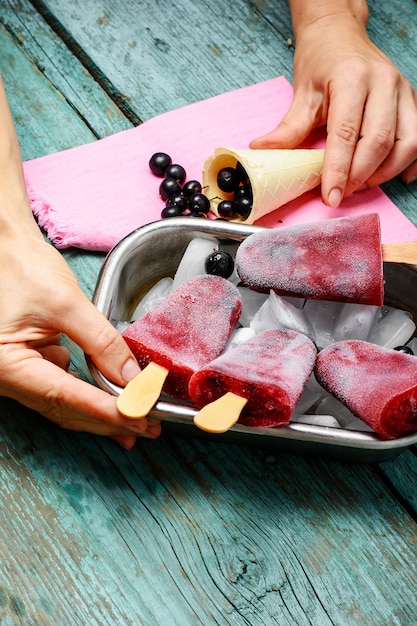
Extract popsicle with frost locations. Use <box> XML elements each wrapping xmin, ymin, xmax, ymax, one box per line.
<box><xmin>315</xmin><ymin>340</ymin><xmax>417</xmax><ymax>439</ymax></box>
<box><xmin>118</xmin><ymin>274</ymin><xmax>242</xmax><ymax>417</ymax></box>
<box><xmin>236</xmin><ymin>213</ymin><xmax>417</xmax><ymax>306</ymax></box>
<box><xmin>189</xmin><ymin>329</ymin><xmax>317</xmax><ymax>432</ymax></box>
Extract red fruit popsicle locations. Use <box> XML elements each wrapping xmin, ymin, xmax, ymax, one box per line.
<box><xmin>121</xmin><ymin>274</ymin><xmax>242</xmax><ymax>405</ymax></box>
<box><xmin>315</xmin><ymin>340</ymin><xmax>417</xmax><ymax>439</ymax></box>
<box><xmin>235</xmin><ymin>213</ymin><xmax>385</xmax><ymax>305</ymax></box>
<box><xmin>189</xmin><ymin>329</ymin><xmax>317</xmax><ymax>431</ymax></box>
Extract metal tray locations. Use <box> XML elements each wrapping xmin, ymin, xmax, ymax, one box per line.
<box><xmin>89</xmin><ymin>217</ymin><xmax>417</xmax><ymax>463</ymax></box>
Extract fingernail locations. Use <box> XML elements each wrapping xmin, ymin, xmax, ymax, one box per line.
<box><xmin>328</xmin><ymin>188</ymin><xmax>342</xmax><ymax>208</ymax></box>
<box><xmin>406</xmin><ymin>176</ymin><xmax>417</xmax><ymax>185</ymax></box>
<box><xmin>121</xmin><ymin>358</ymin><xmax>141</xmax><ymax>383</ymax></box>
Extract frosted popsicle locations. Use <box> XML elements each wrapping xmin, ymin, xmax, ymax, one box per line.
<box><xmin>235</xmin><ymin>213</ymin><xmax>385</xmax><ymax>305</ymax></box>
<box><xmin>314</xmin><ymin>339</ymin><xmax>417</xmax><ymax>439</ymax></box>
<box><xmin>189</xmin><ymin>329</ymin><xmax>317</xmax><ymax>430</ymax></box>
<box><xmin>121</xmin><ymin>274</ymin><xmax>242</xmax><ymax>403</ymax></box>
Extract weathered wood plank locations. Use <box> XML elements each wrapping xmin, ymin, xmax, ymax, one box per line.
<box><xmin>1</xmin><ymin>410</ymin><xmax>417</xmax><ymax>625</ymax></box>
<box><xmin>28</xmin><ymin>0</ymin><xmax>295</xmax><ymax>118</ymax></box>
<box><xmin>14</xmin><ymin>0</ymin><xmax>417</xmax><ymax>223</ymax></box>
<box><xmin>1</xmin><ymin>2</ymin><xmax>417</xmax><ymax>625</ymax></box>
<box><xmin>1</xmin><ymin>0</ymin><xmax>133</xmax><ymax>141</ymax></box>
<box><xmin>0</xmin><ymin>23</ymin><xmax>96</xmax><ymax>159</ymax></box>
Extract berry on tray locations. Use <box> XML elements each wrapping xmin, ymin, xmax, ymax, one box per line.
<box><xmin>205</xmin><ymin>250</ymin><xmax>235</xmax><ymax>279</ymax></box>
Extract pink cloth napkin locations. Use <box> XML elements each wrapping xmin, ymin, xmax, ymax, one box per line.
<box><xmin>24</xmin><ymin>76</ymin><xmax>416</xmax><ymax>251</ymax></box>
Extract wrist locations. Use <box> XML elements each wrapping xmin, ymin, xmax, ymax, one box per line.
<box><xmin>289</xmin><ymin>0</ymin><xmax>368</xmax><ymax>37</ymax></box>
<box><xmin>0</xmin><ymin>193</ymin><xmax>43</xmax><ymax>242</ymax></box>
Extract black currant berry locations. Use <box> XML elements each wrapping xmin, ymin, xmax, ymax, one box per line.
<box><xmin>217</xmin><ymin>167</ymin><xmax>238</xmax><ymax>193</ymax></box>
<box><xmin>187</xmin><ymin>212</ymin><xmax>208</xmax><ymax>219</ymax></box>
<box><xmin>149</xmin><ymin>152</ymin><xmax>172</xmax><ymax>177</ymax></box>
<box><xmin>161</xmin><ymin>205</ymin><xmax>185</xmax><ymax>218</ymax></box>
<box><xmin>205</xmin><ymin>251</ymin><xmax>235</xmax><ymax>279</ymax></box>
<box><xmin>183</xmin><ymin>180</ymin><xmax>202</xmax><ymax>198</ymax></box>
<box><xmin>166</xmin><ymin>192</ymin><xmax>188</xmax><ymax>211</ymax></box>
<box><xmin>234</xmin><ymin>196</ymin><xmax>252</xmax><ymax>220</ymax></box>
<box><xmin>217</xmin><ymin>200</ymin><xmax>236</xmax><ymax>219</ymax></box>
<box><xmin>394</xmin><ymin>345</ymin><xmax>414</xmax><ymax>355</ymax></box>
<box><xmin>188</xmin><ymin>193</ymin><xmax>211</xmax><ymax>214</ymax></box>
<box><xmin>165</xmin><ymin>164</ymin><xmax>186</xmax><ymax>184</ymax></box>
<box><xmin>159</xmin><ymin>177</ymin><xmax>182</xmax><ymax>201</ymax></box>
<box><xmin>234</xmin><ymin>187</ymin><xmax>248</xmax><ymax>200</ymax></box>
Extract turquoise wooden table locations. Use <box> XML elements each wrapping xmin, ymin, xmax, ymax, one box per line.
<box><xmin>2</xmin><ymin>1</ymin><xmax>417</xmax><ymax>624</ymax></box>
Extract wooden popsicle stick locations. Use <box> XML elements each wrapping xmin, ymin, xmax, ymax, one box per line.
<box><xmin>193</xmin><ymin>392</ymin><xmax>248</xmax><ymax>434</ymax></box>
<box><xmin>116</xmin><ymin>362</ymin><xmax>169</xmax><ymax>418</ymax></box>
<box><xmin>382</xmin><ymin>242</ymin><xmax>417</xmax><ymax>264</ymax></box>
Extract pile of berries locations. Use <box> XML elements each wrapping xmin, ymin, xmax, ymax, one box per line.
<box><xmin>149</xmin><ymin>152</ymin><xmax>254</xmax><ymax>221</ymax></box>
<box><xmin>216</xmin><ymin>163</ymin><xmax>253</xmax><ymax>220</ymax></box>
<box><xmin>149</xmin><ymin>152</ymin><xmax>211</xmax><ymax>219</ymax></box>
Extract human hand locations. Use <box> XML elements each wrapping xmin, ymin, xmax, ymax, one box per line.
<box><xmin>250</xmin><ymin>11</ymin><xmax>417</xmax><ymax>206</ymax></box>
<box><xmin>0</xmin><ymin>229</ymin><xmax>161</xmax><ymax>449</ymax></box>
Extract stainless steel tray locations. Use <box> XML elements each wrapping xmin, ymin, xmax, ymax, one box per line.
<box><xmin>89</xmin><ymin>217</ymin><xmax>417</xmax><ymax>463</ymax></box>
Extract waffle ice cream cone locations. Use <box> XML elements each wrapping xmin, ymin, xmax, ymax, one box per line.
<box><xmin>202</xmin><ymin>147</ymin><xmax>325</xmax><ymax>223</ymax></box>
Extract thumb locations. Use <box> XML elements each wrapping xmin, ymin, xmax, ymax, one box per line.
<box><xmin>61</xmin><ymin>292</ymin><xmax>140</xmax><ymax>386</ymax></box>
<box><xmin>249</xmin><ymin>96</ymin><xmax>318</xmax><ymax>149</ymax></box>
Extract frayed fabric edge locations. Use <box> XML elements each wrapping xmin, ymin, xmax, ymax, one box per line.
<box><xmin>26</xmin><ymin>182</ymin><xmax>75</xmax><ymax>249</ymax></box>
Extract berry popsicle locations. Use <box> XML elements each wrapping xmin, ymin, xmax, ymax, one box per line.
<box><xmin>315</xmin><ymin>340</ymin><xmax>417</xmax><ymax>439</ymax></box>
<box><xmin>189</xmin><ymin>329</ymin><xmax>317</xmax><ymax>433</ymax></box>
<box><xmin>118</xmin><ymin>274</ymin><xmax>242</xmax><ymax>418</ymax></box>
<box><xmin>236</xmin><ymin>213</ymin><xmax>385</xmax><ymax>305</ymax></box>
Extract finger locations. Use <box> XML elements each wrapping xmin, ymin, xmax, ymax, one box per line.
<box><xmin>343</xmin><ymin>78</ymin><xmax>399</xmax><ymax>195</ymax></box>
<box><xmin>145</xmin><ymin>419</ymin><xmax>162</xmax><ymax>438</ymax></box>
<box><xmin>250</xmin><ymin>90</ymin><xmax>323</xmax><ymax>149</ymax></box>
<box><xmin>37</xmin><ymin>344</ymin><xmax>71</xmax><ymax>370</ymax></box>
<box><xmin>0</xmin><ymin>346</ymin><xmax>148</xmax><ymax>434</ymax></box>
<box><xmin>28</xmin><ymin>333</ymin><xmax>62</xmax><ymax>348</ymax></box>
<box><xmin>59</xmin><ymin>292</ymin><xmax>141</xmax><ymax>386</ymax></box>
<box><xmin>401</xmin><ymin>162</ymin><xmax>417</xmax><ymax>185</ymax></box>
<box><xmin>110</xmin><ymin>435</ymin><xmax>138</xmax><ymax>450</ymax></box>
<box><xmin>365</xmin><ymin>83</ymin><xmax>417</xmax><ymax>187</ymax></box>
<box><xmin>321</xmin><ymin>77</ymin><xmax>368</xmax><ymax>206</ymax></box>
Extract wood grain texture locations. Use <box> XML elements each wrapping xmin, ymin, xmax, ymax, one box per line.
<box><xmin>1</xmin><ymin>0</ymin><xmax>133</xmax><ymax>142</ymax></box>
<box><xmin>1</xmin><ymin>407</ymin><xmax>417</xmax><ymax>625</ymax></box>
<box><xmin>33</xmin><ymin>0</ymin><xmax>295</xmax><ymax>119</ymax></box>
<box><xmin>1</xmin><ymin>0</ymin><xmax>417</xmax><ymax>624</ymax></box>
<box><xmin>11</xmin><ymin>0</ymin><xmax>417</xmax><ymax>223</ymax></box>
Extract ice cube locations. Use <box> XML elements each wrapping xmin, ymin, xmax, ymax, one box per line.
<box><xmin>172</xmin><ymin>237</ymin><xmax>219</xmax><ymax>289</ymax></box>
<box><xmin>293</xmin><ymin>385</ymin><xmax>321</xmax><ymax>415</ymax></box>
<box><xmin>367</xmin><ymin>308</ymin><xmax>416</xmax><ymax>348</ymax></box>
<box><xmin>131</xmin><ymin>277</ymin><xmax>174</xmax><ymax>320</ymax></box>
<box><xmin>315</xmin><ymin>394</ymin><xmax>356</xmax><ymax>428</ymax></box>
<box><xmin>344</xmin><ymin>417</ymin><xmax>375</xmax><ymax>432</ymax></box>
<box><xmin>290</xmin><ymin>413</ymin><xmax>340</xmax><ymax>428</ymax></box>
<box><xmin>225</xmin><ymin>327</ymin><xmax>256</xmax><ymax>352</ymax></box>
<box><xmin>304</xmin><ymin>299</ymin><xmax>344</xmax><ymax>349</ymax></box>
<box><xmin>228</xmin><ymin>266</ymin><xmax>241</xmax><ymax>286</ymax></box>
<box><xmin>250</xmin><ymin>291</ymin><xmax>314</xmax><ymax>339</ymax></box>
<box><xmin>282</xmin><ymin>296</ymin><xmax>305</xmax><ymax>309</ymax></box>
<box><xmin>334</xmin><ymin>302</ymin><xmax>379</xmax><ymax>342</ymax></box>
<box><xmin>305</xmin><ymin>372</ymin><xmax>325</xmax><ymax>395</ymax></box>
<box><xmin>115</xmin><ymin>320</ymin><xmax>131</xmax><ymax>333</ymax></box>
<box><xmin>238</xmin><ymin>287</ymin><xmax>269</xmax><ymax>327</ymax></box>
